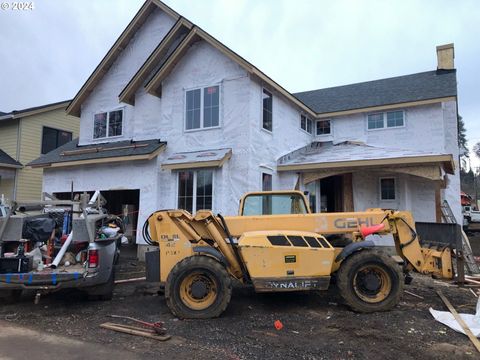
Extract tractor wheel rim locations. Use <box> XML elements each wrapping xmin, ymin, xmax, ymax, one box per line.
<box><xmin>353</xmin><ymin>264</ymin><xmax>391</xmax><ymax>303</ymax></box>
<box><xmin>179</xmin><ymin>272</ymin><xmax>217</xmax><ymax>310</ymax></box>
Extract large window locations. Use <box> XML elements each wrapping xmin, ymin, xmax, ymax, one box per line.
<box><xmin>368</xmin><ymin>111</ymin><xmax>404</xmax><ymax>130</ymax></box>
<box><xmin>94</xmin><ymin>110</ymin><xmax>123</xmax><ymax>139</ymax></box>
<box><xmin>178</xmin><ymin>169</ymin><xmax>213</xmax><ymax>213</ymax></box>
<box><xmin>262</xmin><ymin>89</ymin><xmax>272</xmax><ymax>131</ymax></box>
<box><xmin>316</xmin><ymin>120</ymin><xmax>331</xmax><ymax>135</ymax></box>
<box><xmin>185</xmin><ymin>86</ymin><xmax>220</xmax><ymax>130</ymax></box>
<box><xmin>41</xmin><ymin>127</ymin><xmax>72</xmax><ymax>154</ymax></box>
<box><xmin>380</xmin><ymin>178</ymin><xmax>396</xmax><ymax>200</ymax></box>
<box><xmin>300</xmin><ymin>114</ymin><xmax>313</xmax><ymax>134</ymax></box>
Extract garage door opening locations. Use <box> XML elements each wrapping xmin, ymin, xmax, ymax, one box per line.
<box><xmin>53</xmin><ymin>189</ymin><xmax>140</xmax><ymax>242</ymax></box>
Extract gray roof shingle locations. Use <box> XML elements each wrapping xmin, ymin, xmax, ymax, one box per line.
<box><xmin>0</xmin><ymin>149</ymin><xmax>22</xmax><ymax>167</ymax></box>
<box><xmin>293</xmin><ymin>70</ymin><xmax>457</xmax><ymax>114</ymax></box>
<box><xmin>29</xmin><ymin>138</ymin><xmax>166</xmax><ymax>167</ymax></box>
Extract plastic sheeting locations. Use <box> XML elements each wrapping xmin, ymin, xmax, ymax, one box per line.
<box><xmin>430</xmin><ymin>298</ymin><xmax>480</xmax><ymax>337</ymax></box>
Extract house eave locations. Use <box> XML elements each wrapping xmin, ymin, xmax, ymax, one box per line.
<box><xmin>118</xmin><ymin>17</ymin><xmax>193</xmax><ymax>105</ymax></box>
<box><xmin>277</xmin><ymin>154</ymin><xmax>455</xmax><ymax>175</ymax></box>
<box><xmin>314</xmin><ymin>96</ymin><xmax>457</xmax><ymax>119</ymax></box>
<box><xmin>161</xmin><ymin>150</ymin><xmax>232</xmax><ymax>170</ymax></box>
<box><xmin>66</xmin><ymin>0</ymin><xmax>180</xmax><ymax>117</ymax></box>
<box><xmin>31</xmin><ymin>146</ymin><xmax>165</xmax><ymax>169</ymax></box>
<box><xmin>0</xmin><ymin>163</ymin><xmax>23</xmax><ymax>169</ymax></box>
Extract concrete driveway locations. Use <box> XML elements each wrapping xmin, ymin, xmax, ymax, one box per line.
<box><xmin>0</xmin><ymin>320</ymin><xmax>143</xmax><ymax>360</ymax></box>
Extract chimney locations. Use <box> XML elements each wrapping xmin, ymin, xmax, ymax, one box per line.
<box><xmin>436</xmin><ymin>43</ymin><xmax>455</xmax><ymax>70</ymax></box>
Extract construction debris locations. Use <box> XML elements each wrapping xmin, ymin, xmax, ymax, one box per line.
<box><xmin>114</xmin><ymin>276</ymin><xmax>146</xmax><ymax>284</ymax></box>
<box><xmin>100</xmin><ymin>322</ymin><xmax>171</xmax><ymax>341</ymax></box>
<box><xmin>109</xmin><ymin>314</ymin><xmax>166</xmax><ymax>335</ymax></box>
<box><xmin>404</xmin><ymin>290</ymin><xmax>424</xmax><ymax>300</ymax></box>
<box><xmin>430</xmin><ymin>291</ymin><xmax>480</xmax><ymax>353</ymax></box>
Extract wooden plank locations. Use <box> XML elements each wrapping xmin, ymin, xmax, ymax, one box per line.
<box><xmin>114</xmin><ymin>277</ymin><xmax>146</xmax><ymax>284</ymax></box>
<box><xmin>436</xmin><ymin>291</ymin><xmax>480</xmax><ymax>353</ymax></box>
<box><xmin>100</xmin><ymin>322</ymin><xmax>170</xmax><ymax>341</ymax></box>
<box><xmin>404</xmin><ymin>290</ymin><xmax>424</xmax><ymax>300</ymax></box>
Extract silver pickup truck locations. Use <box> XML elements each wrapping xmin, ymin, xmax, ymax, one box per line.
<box><xmin>0</xmin><ymin>192</ymin><xmax>123</xmax><ymax>303</ymax></box>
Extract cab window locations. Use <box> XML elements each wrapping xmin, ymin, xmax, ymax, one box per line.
<box><xmin>242</xmin><ymin>193</ymin><xmax>307</xmax><ymax>215</ymax></box>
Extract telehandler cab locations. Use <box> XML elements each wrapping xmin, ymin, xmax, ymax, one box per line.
<box><xmin>145</xmin><ymin>191</ymin><xmax>453</xmax><ymax>319</ymax></box>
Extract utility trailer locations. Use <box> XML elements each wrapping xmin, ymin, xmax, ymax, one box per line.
<box><xmin>0</xmin><ymin>192</ymin><xmax>124</xmax><ymax>303</ymax></box>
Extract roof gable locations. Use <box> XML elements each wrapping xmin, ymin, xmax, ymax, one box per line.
<box><xmin>142</xmin><ymin>25</ymin><xmax>317</xmax><ymax>117</ymax></box>
<box><xmin>118</xmin><ymin>17</ymin><xmax>192</xmax><ymax>105</ymax></box>
<box><xmin>66</xmin><ymin>0</ymin><xmax>180</xmax><ymax>117</ymax></box>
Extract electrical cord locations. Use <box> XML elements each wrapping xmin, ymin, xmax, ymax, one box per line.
<box><xmin>142</xmin><ymin>209</ymin><xmax>174</xmax><ymax>246</ymax></box>
<box><xmin>142</xmin><ymin>212</ymin><xmax>158</xmax><ymax>246</ymax></box>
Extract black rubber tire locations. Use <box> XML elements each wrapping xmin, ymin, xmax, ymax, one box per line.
<box><xmin>87</xmin><ymin>269</ymin><xmax>115</xmax><ymax>301</ymax></box>
<box><xmin>165</xmin><ymin>255</ymin><xmax>232</xmax><ymax>319</ymax></box>
<box><xmin>336</xmin><ymin>250</ymin><xmax>403</xmax><ymax>313</ymax></box>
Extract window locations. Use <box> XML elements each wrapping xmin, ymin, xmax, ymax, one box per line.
<box><xmin>262</xmin><ymin>173</ymin><xmax>272</xmax><ymax>191</ymax></box>
<box><xmin>94</xmin><ymin>110</ymin><xmax>123</xmax><ymax>139</ymax></box>
<box><xmin>178</xmin><ymin>169</ymin><xmax>213</xmax><ymax>213</ymax></box>
<box><xmin>262</xmin><ymin>89</ymin><xmax>272</xmax><ymax>131</ymax></box>
<box><xmin>386</xmin><ymin>111</ymin><xmax>404</xmax><ymax>128</ymax></box>
<box><xmin>316</xmin><ymin>120</ymin><xmax>331</xmax><ymax>135</ymax></box>
<box><xmin>185</xmin><ymin>86</ymin><xmax>219</xmax><ymax>130</ymax></box>
<box><xmin>367</xmin><ymin>113</ymin><xmax>384</xmax><ymax>130</ymax></box>
<box><xmin>41</xmin><ymin>127</ymin><xmax>72</xmax><ymax>154</ymax></box>
<box><xmin>300</xmin><ymin>114</ymin><xmax>313</xmax><ymax>134</ymax></box>
<box><xmin>242</xmin><ymin>193</ymin><xmax>308</xmax><ymax>216</ymax></box>
<box><xmin>380</xmin><ymin>178</ymin><xmax>396</xmax><ymax>200</ymax></box>
<box><xmin>368</xmin><ymin>111</ymin><xmax>404</xmax><ymax>130</ymax></box>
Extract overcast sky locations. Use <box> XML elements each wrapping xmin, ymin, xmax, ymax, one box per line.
<box><xmin>1</xmin><ymin>0</ymin><xmax>479</xmax><ymax>162</ymax></box>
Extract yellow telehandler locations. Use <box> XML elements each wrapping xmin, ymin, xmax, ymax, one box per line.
<box><xmin>144</xmin><ymin>191</ymin><xmax>453</xmax><ymax>318</ymax></box>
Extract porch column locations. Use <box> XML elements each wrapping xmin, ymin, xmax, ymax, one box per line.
<box><xmin>343</xmin><ymin>173</ymin><xmax>354</xmax><ymax>212</ymax></box>
<box><xmin>435</xmin><ymin>182</ymin><xmax>442</xmax><ymax>223</ymax></box>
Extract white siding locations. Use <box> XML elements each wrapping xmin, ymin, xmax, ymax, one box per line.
<box><xmin>79</xmin><ymin>9</ymin><xmax>175</xmax><ymax>145</ymax></box>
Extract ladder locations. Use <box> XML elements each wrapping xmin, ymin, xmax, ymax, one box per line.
<box><xmin>442</xmin><ymin>200</ymin><xmax>480</xmax><ymax>274</ymax></box>
<box><xmin>441</xmin><ymin>200</ymin><xmax>456</xmax><ymax>224</ymax></box>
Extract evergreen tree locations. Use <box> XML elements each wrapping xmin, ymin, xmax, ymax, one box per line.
<box><xmin>458</xmin><ymin>115</ymin><xmax>469</xmax><ymax>170</ymax></box>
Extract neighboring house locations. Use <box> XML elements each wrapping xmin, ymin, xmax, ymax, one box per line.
<box><xmin>29</xmin><ymin>0</ymin><xmax>460</xmax><ymax>254</ymax></box>
<box><xmin>0</xmin><ymin>101</ymin><xmax>79</xmax><ymax>202</ymax></box>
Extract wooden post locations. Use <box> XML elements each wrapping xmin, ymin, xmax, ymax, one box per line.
<box><xmin>343</xmin><ymin>173</ymin><xmax>354</xmax><ymax>212</ymax></box>
<box><xmin>435</xmin><ymin>183</ymin><xmax>442</xmax><ymax>223</ymax></box>
<box><xmin>437</xmin><ymin>291</ymin><xmax>480</xmax><ymax>353</ymax></box>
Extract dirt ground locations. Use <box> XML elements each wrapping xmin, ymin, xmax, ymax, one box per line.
<box><xmin>0</xmin><ymin>245</ymin><xmax>479</xmax><ymax>360</ymax></box>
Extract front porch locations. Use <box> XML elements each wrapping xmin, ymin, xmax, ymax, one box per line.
<box><xmin>278</xmin><ymin>141</ymin><xmax>455</xmax><ymax>223</ymax></box>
